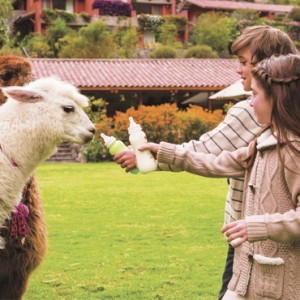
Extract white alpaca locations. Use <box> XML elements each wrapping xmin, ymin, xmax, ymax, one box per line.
<box><xmin>0</xmin><ymin>77</ymin><xmax>95</xmax><ymax>248</ymax></box>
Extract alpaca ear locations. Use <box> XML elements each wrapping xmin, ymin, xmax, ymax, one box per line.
<box><xmin>1</xmin><ymin>87</ymin><xmax>43</xmax><ymax>103</ymax></box>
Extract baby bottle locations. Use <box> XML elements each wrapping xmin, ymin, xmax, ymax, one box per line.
<box><xmin>100</xmin><ymin>133</ymin><xmax>139</xmax><ymax>174</ymax></box>
<box><xmin>127</xmin><ymin>117</ymin><xmax>157</xmax><ymax>174</ymax></box>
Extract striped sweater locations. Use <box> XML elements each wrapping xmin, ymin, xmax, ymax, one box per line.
<box><xmin>158</xmin><ymin>99</ymin><xmax>263</xmax><ymax>225</ymax></box>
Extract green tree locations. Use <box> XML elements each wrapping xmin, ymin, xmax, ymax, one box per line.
<box><xmin>158</xmin><ymin>21</ymin><xmax>181</xmax><ymax>47</ymax></box>
<box><xmin>59</xmin><ymin>20</ymin><xmax>118</xmax><ymax>58</ymax></box>
<box><xmin>190</xmin><ymin>12</ymin><xmax>237</xmax><ymax>56</ymax></box>
<box><xmin>0</xmin><ymin>0</ymin><xmax>13</xmax><ymax>47</ymax></box>
<box><xmin>118</xmin><ymin>28</ymin><xmax>139</xmax><ymax>58</ymax></box>
<box><xmin>46</xmin><ymin>17</ymin><xmax>71</xmax><ymax>57</ymax></box>
<box><xmin>21</xmin><ymin>33</ymin><xmax>52</xmax><ymax>58</ymax></box>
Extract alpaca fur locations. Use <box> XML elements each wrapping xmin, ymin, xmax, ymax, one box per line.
<box><xmin>0</xmin><ymin>66</ymin><xmax>95</xmax><ymax>299</ymax></box>
<box><xmin>0</xmin><ymin>55</ymin><xmax>44</xmax><ymax>300</ymax></box>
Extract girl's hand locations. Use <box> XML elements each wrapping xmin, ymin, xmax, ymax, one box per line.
<box><xmin>221</xmin><ymin>220</ymin><xmax>248</xmax><ymax>248</ymax></box>
<box><xmin>138</xmin><ymin>142</ymin><xmax>160</xmax><ymax>154</ymax></box>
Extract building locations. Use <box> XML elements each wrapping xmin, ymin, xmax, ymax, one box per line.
<box><xmin>11</xmin><ymin>0</ymin><xmax>298</xmax><ymax>45</ymax></box>
<box><xmin>177</xmin><ymin>0</ymin><xmax>296</xmax><ymax>40</ymax></box>
<box><xmin>30</xmin><ymin>58</ymin><xmax>240</xmax><ymax>114</ymax></box>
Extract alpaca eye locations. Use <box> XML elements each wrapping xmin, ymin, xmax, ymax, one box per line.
<box><xmin>0</xmin><ymin>72</ymin><xmax>14</xmax><ymax>82</ymax></box>
<box><xmin>63</xmin><ymin>105</ymin><xmax>75</xmax><ymax>113</ymax></box>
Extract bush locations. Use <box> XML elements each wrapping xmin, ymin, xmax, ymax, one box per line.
<box><xmin>0</xmin><ymin>45</ymin><xmax>23</xmax><ymax>56</ymax></box>
<box><xmin>84</xmin><ymin>138</ymin><xmax>109</xmax><ymax>162</ymax></box>
<box><xmin>184</xmin><ymin>45</ymin><xmax>219</xmax><ymax>58</ymax></box>
<box><xmin>41</xmin><ymin>9</ymin><xmax>76</xmax><ymax>24</ymax></box>
<box><xmin>85</xmin><ymin>104</ymin><xmax>224</xmax><ymax>162</ymax></box>
<box><xmin>190</xmin><ymin>12</ymin><xmax>237</xmax><ymax>56</ymax></box>
<box><xmin>289</xmin><ymin>7</ymin><xmax>300</xmax><ymax>22</ymax></box>
<box><xmin>150</xmin><ymin>45</ymin><xmax>177</xmax><ymax>58</ymax></box>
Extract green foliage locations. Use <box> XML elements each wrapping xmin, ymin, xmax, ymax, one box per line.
<box><xmin>231</xmin><ymin>9</ymin><xmax>260</xmax><ymax>21</ymax></box>
<box><xmin>118</xmin><ymin>27</ymin><xmax>139</xmax><ymax>58</ymax></box>
<box><xmin>24</xmin><ymin>163</ymin><xmax>227</xmax><ymax>300</ymax></box>
<box><xmin>223</xmin><ymin>102</ymin><xmax>234</xmax><ymax>114</ymax></box>
<box><xmin>289</xmin><ymin>7</ymin><xmax>300</xmax><ymax>21</ymax></box>
<box><xmin>150</xmin><ymin>45</ymin><xmax>178</xmax><ymax>58</ymax></box>
<box><xmin>137</xmin><ymin>14</ymin><xmax>164</xmax><ymax>34</ymax></box>
<box><xmin>20</xmin><ymin>33</ymin><xmax>52</xmax><ymax>58</ymax></box>
<box><xmin>41</xmin><ymin>8</ymin><xmax>76</xmax><ymax>24</ymax></box>
<box><xmin>190</xmin><ymin>12</ymin><xmax>238</xmax><ymax>56</ymax></box>
<box><xmin>57</xmin><ymin>10</ymin><xmax>77</xmax><ymax>23</ymax></box>
<box><xmin>158</xmin><ymin>22</ymin><xmax>181</xmax><ymax>47</ymax></box>
<box><xmin>184</xmin><ymin>45</ymin><xmax>219</xmax><ymax>58</ymax></box>
<box><xmin>0</xmin><ymin>0</ymin><xmax>13</xmax><ymax>47</ymax></box>
<box><xmin>164</xmin><ymin>15</ymin><xmax>187</xmax><ymax>34</ymax></box>
<box><xmin>84</xmin><ymin>138</ymin><xmax>109</xmax><ymax>162</ymax></box>
<box><xmin>0</xmin><ymin>44</ymin><xmax>23</xmax><ymax>56</ymax></box>
<box><xmin>45</xmin><ymin>17</ymin><xmax>71</xmax><ymax>57</ymax></box>
<box><xmin>59</xmin><ymin>20</ymin><xmax>118</xmax><ymax>58</ymax></box>
<box><xmin>84</xmin><ymin>96</ymin><xmax>107</xmax><ymax>124</ymax></box>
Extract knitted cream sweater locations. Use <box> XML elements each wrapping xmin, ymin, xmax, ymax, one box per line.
<box><xmin>157</xmin><ymin>129</ymin><xmax>300</xmax><ymax>300</ymax></box>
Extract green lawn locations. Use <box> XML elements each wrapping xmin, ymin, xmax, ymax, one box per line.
<box><xmin>24</xmin><ymin>162</ymin><xmax>229</xmax><ymax>300</ymax></box>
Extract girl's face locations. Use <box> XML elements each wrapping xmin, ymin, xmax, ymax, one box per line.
<box><xmin>237</xmin><ymin>48</ymin><xmax>256</xmax><ymax>91</ymax></box>
<box><xmin>250</xmin><ymin>78</ymin><xmax>272</xmax><ymax>125</ymax></box>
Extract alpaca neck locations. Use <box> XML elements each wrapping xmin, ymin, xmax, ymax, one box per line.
<box><xmin>0</xmin><ymin>108</ymin><xmax>60</xmax><ymax>179</ymax></box>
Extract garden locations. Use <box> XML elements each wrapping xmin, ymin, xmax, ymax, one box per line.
<box><xmin>24</xmin><ymin>162</ymin><xmax>228</xmax><ymax>299</ymax></box>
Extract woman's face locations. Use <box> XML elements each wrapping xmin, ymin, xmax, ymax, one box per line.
<box><xmin>250</xmin><ymin>78</ymin><xmax>272</xmax><ymax>125</ymax></box>
<box><xmin>236</xmin><ymin>48</ymin><xmax>256</xmax><ymax>91</ymax></box>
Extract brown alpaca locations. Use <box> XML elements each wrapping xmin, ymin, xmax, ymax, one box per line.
<box><xmin>0</xmin><ymin>55</ymin><xmax>47</xmax><ymax>299</ymax></box>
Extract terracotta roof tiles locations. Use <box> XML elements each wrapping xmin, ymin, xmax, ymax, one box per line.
<box><xmin>178</xmin><ymin>0</ymin><xmax>295</xmax><ymax>13</ymax></box>
<box><xmin>30</xmin><ymin>58</ymin><xmax>239</xmax><ymax>90</ymax></box>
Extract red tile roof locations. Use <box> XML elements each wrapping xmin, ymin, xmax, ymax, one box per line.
<box><xmin>178</xmin><ymin>0</ymin><xmax>296</xmax><ymax>13</ymax></box>
<box><xmin>30</xmin><ymin>58</ymin><xmax>239</xmax><ymax>91</ymax></box>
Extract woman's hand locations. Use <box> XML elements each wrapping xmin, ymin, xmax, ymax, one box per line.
<box><xmin>138</xmin><ymin>142</ymin><xmax>160</xmax><ymax>157</ymax></box>
<box><xmin>113</xmin><ymin>150</ymin><xmax>136</xmax><ymax>172</ymax></box>
<box><xmin>221</xmin><ymin>220</ymin><xmax>248</xmax><ymax>248</ymax></box>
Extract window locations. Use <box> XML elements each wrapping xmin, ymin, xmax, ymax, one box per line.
<box><xmin>42</xmin><ymin>0</ymin><xmax>51</xmax><ymax>9</ymax></box>
<box><xmin>153</xmin><ymin>5</ymin><xmax>161</xmax><ymax>16</ymax></box>
<box><xmin>53</xmin><ymin>0</ymin><xmax>66</xmax><ymax>10</ymax></box>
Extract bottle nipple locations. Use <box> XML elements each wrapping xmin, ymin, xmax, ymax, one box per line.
<box><xmin>128</xmin><ymin>117</ymin><xmax>141</xmax><ymax>133</ymax></box>
<box><xmin>100</xmin><ymin>133</ymin><xmax>116</xmax><ymax>147</ymax></box>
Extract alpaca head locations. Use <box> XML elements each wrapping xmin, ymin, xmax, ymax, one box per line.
<box><xmin>0</xmin><ymin>55</ymin><xmax>32</xmax><ymax>104</ymax></box>
<box><xmin>1</xmin><ymin>77</ymin><xmax>96</xmax><ymax>145</ymax></box>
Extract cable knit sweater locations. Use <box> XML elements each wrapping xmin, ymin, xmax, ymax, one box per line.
<box><xmin>157</xmin><ymin>129</ymin><xmax>300</xmax><ymax>300</ymax></box>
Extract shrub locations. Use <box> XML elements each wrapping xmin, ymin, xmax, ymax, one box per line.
<box><xmin>289</xmin><ymin>7</ymin><xmax>300</xmax><ymax>22</ymax></box>
<box><xmin>85</xmin><ymin>104</ymin><xmax>224</xmax><ymax>162</ymax></box>
<box><xmin>137</xmin><ymin>14</ymin><xmax>163</xmax><ymax>33</ymax></box>
<box><xmin>20</xmin><ymin>33</ymin><xmax>52</xmax><ymax>58</ymax></box>
<box><xmin>41</xmin><ymin>9</ymin><xmax>76</xmax><ymax>24</ymax></box>
<box><xmin>150</xmin><ymin>45</ymin><xmax>177</xmax><ymax>58</ymax></box>
<box><xmin>190</xmin><ymin>12</ymin><xmax>237</xmax><ymax>56</ymax></box>
<box><xmin>59</xmin><ymin>20</ymin><xmax>118</xmax><ymax>58</ymax></box>
<box><xmin>158</xmin><ymin>22</ymin><xmax>181</xmax><ymax>47</ymax></box>
<box><xmin>0</xmin><ymin>45</ymin><xmax>23</xmax><ymax>56</ymax></box>
<box><xmin>184</xmin><ymin>45</ymin><xmax>219</xmax><ymax>58</ymax></box>
<box><xmin>84</xmin><ymin>138</ymin><xmax>109</xmax><ymax>162</ymax></box>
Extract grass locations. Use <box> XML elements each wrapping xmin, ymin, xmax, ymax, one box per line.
<box><xmin>24</xmin><ymin>162</ymin><xmax>229</xmax><ymax>300</ymax></box>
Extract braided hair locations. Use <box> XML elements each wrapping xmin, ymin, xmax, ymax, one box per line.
<box><xmin>246</xmin><ymin>54</ymin><xmax>300</xmax><ymax>170</ymax></box>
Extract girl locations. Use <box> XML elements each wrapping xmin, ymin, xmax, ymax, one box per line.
<box><xmin>140</xmin><ymin>54</ymin><xmax>300</xmax><ymax>299</ymax></box>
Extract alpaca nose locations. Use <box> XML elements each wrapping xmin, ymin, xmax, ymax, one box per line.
<box><xmin>89</xmin><ymin>126</ymin><xmax>96</xmax><ymax>134</ymax></box>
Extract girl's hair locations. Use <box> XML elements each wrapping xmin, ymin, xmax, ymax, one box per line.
<box><xmin>231</xmin><ymin>26</ymin><xmax>298</xmax><ymax>63</ymax></box>
<box><xmin>246</xmin><ymin>54</ymin><xmax>300</xmax><ymax>169</ymax></box>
